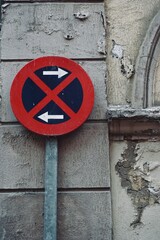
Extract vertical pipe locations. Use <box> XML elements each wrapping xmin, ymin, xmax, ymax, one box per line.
<box><xmin>44</xmin><ymin>137</ymin><xmax>58</xmax><ymax>240</ymax></box>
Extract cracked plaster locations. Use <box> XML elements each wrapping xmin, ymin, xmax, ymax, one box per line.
<box><xmin>111</xmin><ymin>141</ymin><xmax>160</xmax><ymax>240</ymax></box>
<box><xmin>115</xmin><ymin>142</ymin><xmax>160</xmax><ymax>228</ymax></box>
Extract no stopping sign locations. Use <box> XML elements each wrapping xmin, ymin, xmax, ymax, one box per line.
<box><xmin>10</xmin><ymin>56</ymin><xmax>94</xmax><ymax>136</ymax></box>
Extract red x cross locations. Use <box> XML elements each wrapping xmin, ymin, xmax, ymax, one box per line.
<box><xmin>28</xmin><ymin>71</ymin><xmax>77</xmax><ymax>119</ymax></box>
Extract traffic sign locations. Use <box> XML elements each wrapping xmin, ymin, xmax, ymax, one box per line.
<box><xmin>10</xmin><ymin>56</ymin><xmax>94</xmax><ymax>136</ymax></box>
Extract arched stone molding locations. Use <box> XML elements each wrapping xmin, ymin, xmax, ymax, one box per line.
<box><xmin>132</xmin><ymin>10</ymin><xmax>160</xmax><ymax>108</ymax></box>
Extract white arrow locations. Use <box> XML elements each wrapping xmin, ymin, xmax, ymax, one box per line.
<box><xmin>43</xmin><ymin>68</ymin><xmax>68</xmax><ymax>79</ymax></box>
<box><xmin>38</xmin><ymin>112</ymin><xmax>64</xmax><ymax>123</ymax></box>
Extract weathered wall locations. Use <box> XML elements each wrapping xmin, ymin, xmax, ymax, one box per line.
<box><xmin>111</xmin><ymin>141</ymin><xmax>160</xmax><ymax>240</ymax></box>
<box><xmin>1</xmin><ymin>0</ymin><xmax>160</xmax><ymax>239</ymax></box>
<box><xmin>105</xmin><ymin>0</ymin><xmax>160</xmax><ymax>239</ymax></box>
<box><xmin>0</xmin><ymin>1</ymin><xmax>111</xmax><ymax>239</ymax></box>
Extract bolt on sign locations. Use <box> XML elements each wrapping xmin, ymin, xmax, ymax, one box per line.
<box><xmin>10</xmin><ymin>56</ymin><xmax>94</xmax><ymax>136</ymax></box>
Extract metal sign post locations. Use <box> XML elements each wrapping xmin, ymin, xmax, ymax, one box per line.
<box><xmin>44</xmin><ymin>137</ymin><xmax>58</xmax><ymax>240</ymax></box>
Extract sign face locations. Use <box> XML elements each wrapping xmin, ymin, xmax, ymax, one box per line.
<box><xmin>10</xmin><ymin>56</ymin><xmax>94</xmax><ymax>136</ymax></box>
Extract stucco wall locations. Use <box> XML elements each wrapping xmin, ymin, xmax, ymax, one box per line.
<box><xmin>0</xmin><ymin>2</ymin><xmax>111</xmax><ymax>239</ymax></box>
<box><xmin>106</xmin><ymin>0</ymin><xmax>160</xmax><ymax>239</ymax></box>
<box><xmin>105</xmin><ymin>0</ymin><xmax>160</xmax><ymax>105</ymax></box>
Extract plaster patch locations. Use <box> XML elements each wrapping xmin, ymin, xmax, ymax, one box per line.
<box><xmin>111</xmin><ymin>40</ymin><xmax>123</xmax><ymax>59</ymax></box>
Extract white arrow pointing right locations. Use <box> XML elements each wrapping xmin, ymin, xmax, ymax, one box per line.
<box><xmin>43</xmin><ymin>68</ymin><xmax>68</xmax><ymax>79</ymax></box>
<box><xmin>38</xmin><ymin>112</ymin><xmax>64</xmax><ymax>123</ymax></box>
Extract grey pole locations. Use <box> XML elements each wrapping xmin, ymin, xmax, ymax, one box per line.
<box><xmin>44</xmin><ymin>137</ymin><xmax>58</xmax><ymax>240</ymax></box>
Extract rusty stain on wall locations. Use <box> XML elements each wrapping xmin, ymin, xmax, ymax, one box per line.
<box><xmin>115</xmin><ymin>142</ymin><xmax>159</xmax><ymax>228</ymax></box>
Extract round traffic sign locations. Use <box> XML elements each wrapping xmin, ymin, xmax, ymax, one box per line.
<box><xmin>10</xmin><ymin>56</ymin><xmax>94</xmax><ymax>136</ymax></box>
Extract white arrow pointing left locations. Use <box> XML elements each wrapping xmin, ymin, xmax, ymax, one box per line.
<box><xmin>38</xmin><ymin>112</ymin><xmax>64</xmax><ymax>123</ymax></box>
<box><xmin>43</xmin><ymin>68</ymin><xmax>68</xmax><ymax>79</ymax></box>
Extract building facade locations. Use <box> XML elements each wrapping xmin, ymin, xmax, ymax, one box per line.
<box><xmin>0</xmin><ymin>0</ymin><xmax>160</xmax><ymax>239</ymax></box>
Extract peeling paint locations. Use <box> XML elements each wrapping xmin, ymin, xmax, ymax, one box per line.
<box><xmin>111</xmin><ymin>40</ymin><xmax>135</xmax><ymax>78</ymax></box>
<box><xmin>120</xmin><ymin>57</ymin><xmax>135</xmax><ymax>79</ymax></box>
<box><xmin>115</xmin><ymin>142</ymin><xmax>159</xmax><ymax>228</ymax></box>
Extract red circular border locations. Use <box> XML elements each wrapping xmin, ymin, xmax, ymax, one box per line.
<box><xmin>10</xmin><ymin>56</ymin><xmax>94</xmax><ymax>136</ymax></box>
